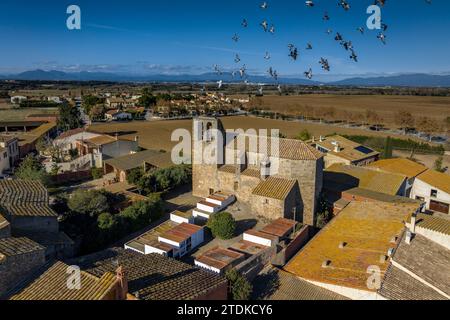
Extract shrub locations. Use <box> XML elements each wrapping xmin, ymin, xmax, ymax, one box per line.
<box><xmin>15</xmin><ymin>154</ymin><xmax>50</xmax><ymax>185</ymax></box>
<box><xmin>91</xmin><ymin>168</ymin><xmax>104</xmax><ymax>180</ymax></box>
<box><xmin>226</xmin><ymin>269</ymin><xmax>253</xmax><ymax>300</ymax></box>
<box><xmin>207</xmin><ymin>212</ymin><xmax>236</xmax><ymax>240</ymax></box>
<box><xmin>68</xmin><ymin>189</ymin><xmax>110</xmax><ymax>216</ymax></box>
<box><xmin>295</xmin><ymin>129</ymin><xmax>311</xmax><ymax>141</ymax></box>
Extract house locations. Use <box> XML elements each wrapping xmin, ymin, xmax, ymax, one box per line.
<box><xmin>192</xmin><ymin>117</ymin><xmax>324</xmax><ymax>225</ymax></box>
<box><xmin>105</xmin><ymin>110</ymin><xmax>132</xmax><ymax>121</ymax></box>
<box><xmin>6</xmin><ymin>261</ymin><xmax>129</xmax><ymax>300</ymax></box>
<box><xmin>106</xmin><ymin>97</ymin><xmax>135</xmax><ymax>109</ymax></box>
<box><xmin>76</xmin><ymin>134</ymin><xmax>139</xmax><ymax>168</ymax></box>
<box><xmin>195</xmin><ymin>247</ymin><xmax>245</xmax><ymax>274</ymax></box>
<box><xmin>0</xmin><ymin>237</ymin><xmax>46</xmax><ymax>298</ymax></box>
<box><xmin>310</xmin><ymin>135</ymin><xmax>380</xmax><ymax>168</ymax></box>
<box><xmin>410</xmin><ymin>169</ymin><xmax>450</xmax><ymax>215</ymax></box>
<box><xmin>0</xmin><ymin>135</ymin><xmax>19</xmax><ymax>174</ymax></box>
<box><xmin>54</xmin><ymin>128</ymin><xmax>102</xmax><ymax>152</ymax></box>
<box><xmin>47</xmin><ymin>96</ymin><xmax>63</xmax><ymax>104</ymax></box>
<box><xmin>10</xmin><ymin>96</ymin><xmax>27</xmax><ymax>104</ymax></box>
<box><xmin>71</xmin><ymin>248</ymin><xmax>228</xmax><ymax>300</ymax></box>
<box><xmin>284</xmin><ymin>200</ymin><xmax>421</xmax><ymax>300</ymax></box>
<box><xmin>0</xmin><ymin>180</ymin><xmax>74</xmax><ymax>259</ymax></box>
<box><xmin>125</xmin><ymin>212</ymin><xmax>204</xmax><ymax>259</ymax></box>
<box><xmin>378</xmin><ymin>214</ymin><xmax>450</xmax><ymax>300</ymax></box>
<box><xmin>369</xmin><ymin>158</ymin><xmax>428</xmax><ymax>197</ymax></box>
<box><xmin>324</xmin><ymin>163</ymin><xmax>408</xmax><ymax>203</ymax></box>
<box><xmin>104</xmin><ymin>149</ymin><xmax>173</xmax><ymax>182</ymax></box>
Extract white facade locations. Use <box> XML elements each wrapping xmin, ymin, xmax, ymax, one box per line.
<box><xmin>10</xmin><ymin>96</ymin><xmax>27</xmax><ymax>104</ymax></box>
<box><xmin>106</xmin><ymin>112</ymin><xmax>132</xmax><ymax>121</ymax></box>
<box><xmin>410</xmin><ymin>179</ymin><xmax>450</xmax><ymax>214</ymax></box>
<box><xmin>243</xmin><ymin>232</ymin><xmax>277</xmax><ymax>247</ymax></box>
<box><xmin>54</xmin><ymin>132</ymin><xmax>102</xmax><ymax>151</ymax></box>
<box><xmin>159</xmin><ymin>228</ymin><xmax>204</xmax><ymax>258</ymax></box>
<box><xmin>0</xmin><ymin>137</ymin><xmax>19</xmax><ymax>174</ymax></box>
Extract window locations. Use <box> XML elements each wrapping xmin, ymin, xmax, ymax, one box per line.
<box><xmin>431</xmin><ymin>189</ymin><xmax>438</xmax><ymax>198</ymax></box>
<box><xmin>3</xmin><ymin>152</ymin><xmax>7</xmax><ymax>159</ymax></box>
<box><xmin>234</xmin><ymin>181</ymin><xmax>239</xmax><ymax>191</ymax></box>
<box><xmin>264</xmin><ymin>199</ymin><xmax>269</xmax><ymax>205</ymax></box>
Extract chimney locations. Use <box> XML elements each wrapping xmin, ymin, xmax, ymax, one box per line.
<box><xmin>319</xmin><ymin>136</ymin><xmax>324</xmax><ymax>142</ymax></box>
<box><xmin>312</xmin><ymin>136</ymin><xmax>315</xmax><ymax>142</ymax></box>
<box><xmin>405</xmin><ymin>230</ymin><xmax>413</xmax><ymax>245</ymax></box>
<box><xmin>260</xmin><ymin>157</ymin><xmax>271</xmax><ymax>180</ymax></box>
<box><xmin>334</xmin><ymin>143</ymin><xmax>341</xmax><ymax>153</ymax></box>
<box><xmin>410</xmin><ymin>215</ymin><xmax>417</xmax><ymax>234</ymax></box>
<box><xmin>322</xmin><ymin>260</ymin><xmax>332</xmax><ymax>268</ymax></box>
<box><xmin>115</xmin><ymin>266</ymin><xmax>129</xmax><ymax>300</ymax></box>
<box><xmin>115</xmin><ymin>133</ymin><xmax>119</xmax><ymax>141</ymax></box>
<box><xmin>134</xmin><ymin>135</ymin><xmax>139</xmax><ymax>142</ymax></box>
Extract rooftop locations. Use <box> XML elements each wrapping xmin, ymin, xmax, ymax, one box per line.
<box><xmin>408</xmin><ymin>213</ymin><xmax>450</xmax><ymax>236</ymax></box>
<box><xmin>245</xmin><ymin>229</ymin><xmax>279</xmax><ymax>242</ymax></box>
<box><xmin>284</xmin><ymin>201</ymin><xmax>419</xmax><ymax>291</ymax></box>
<box><xmin>368</xmin><ymin>158</ymin><xmax>428</xmax><ymax>179</ymax></box>
<box><xmin>195</xmin><ymin>247</ymin><xmax>245</xmax><ymax>271</ymax></box>
<box><xmin>379</xmin><ymin>264</ymin><xmax>447</xmax><ymax>300</ymax></box>
<box><xmin>226</xmin><ymin>134</ymin><xmax>323</xmax><ymax>161</ymax></box>
<box><xmin>392</xmin><ymin>233</ymin><xmax>450</xmax><ymax>297</ymax></box>
<box><xmin>253</xmin><ymin>267</ymin><xmax>349</xmax><ymax>300</ymax></box>
<box><xmin>312</xmin><ymin>135</ymin><xmax>379</xmax><ymax>162</ymax></box>
<box><xmin>72</xmin><ymin>248</ymin><xmax>227</xmax><ymax>300</ymax></box>
<box><xmin>252</xmin><ymin>177</ymin><xmax>297</xmax><ymax>200</ymax></box>
<box><xmin>8</xmin><ymin>261</ymin><xmax>118</xmax><ymax>300</ymax></box>
<box><xmin>85</xmin><ymin>135</ymin><xmax>117</xmax><ymax>146</ymax></box>
<box><xmin>129</xmin><ymin>220</ymin><xmax>178</xmax><ymax>248</ymax></box>
<box><xmin>343</xmin><ymin>187</ymin><xmax>421</xmax><ymax>205</ymax></box>
<box><xmin>417</xmin><ymin>169</ymin><xmax>450</xmax><ymax>195</ymax></box>
<box><xmin>0</xmin><ymin>180</ymin><xmax>48</xmax><ymax>205</ymax></box>
<box><xmin>325</xmin><ymin>164</ymin><xmax>407</xmax><ymax>196</ymax></box>
<box><xmin>0</xmin><ymin>237</ymin><xmax>44</xmax><ymax>257</ymax></box>
<box><xmin>260</xmin><ymin>218</ymin><xmax>297</xmax><ymax>238</ymax></box>
<box><xmin>104</xmin><ymin>149</ymin><xmax>172</xmax><ymax>172</ymax></box>
<box><xmin>160</xmin><ymin>223</ymin><xmax>203</xmax><ymax>244</ymax></box>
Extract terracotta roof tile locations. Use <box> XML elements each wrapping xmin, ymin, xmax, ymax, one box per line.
<box><xmin>369</xmin><ymin>158</ymin><xmax>427</xmax><ymax>179</ymax></box>
<box><xmin>417</xmin><ymin>169</ymin><xmax>450</xmax><ymax>195</ymax></box>
<box><xmin>252</xmin><ymin>177</ymin><xmax>297</xmax><ymax>200</ymax></box>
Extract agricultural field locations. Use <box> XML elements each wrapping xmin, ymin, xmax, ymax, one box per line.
<box><xmin>249</xmin><ymin>94</ymin><xmax>450</xmax><ymax>127</ymax></box>
<box><xmin>89</xmin><ymin>116</ymin><xmax>424</xmax><ymax>152</ymax></box>
<box><xmin>0</xmin><ymin>106</ymin><xmax>59</xmax><ymax>121</ymax></box>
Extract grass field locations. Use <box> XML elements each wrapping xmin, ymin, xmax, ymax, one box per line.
<box><xmin>251</xmin><ymin>95</ymin><xmax>450</xmax><ymax>126</ymax></box>
<box><xmin>89</xmin><ymin>116</ymin><xmax>425</xmax><ymax>152</ymax></box>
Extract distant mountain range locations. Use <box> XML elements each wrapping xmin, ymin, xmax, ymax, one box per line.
<box><xmin>1</xmin><ymin>69</ymin><xmax>450</xmax><ymax>87</ymax></box>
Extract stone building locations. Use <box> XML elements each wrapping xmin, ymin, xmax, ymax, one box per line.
<box><xmin>192</xmin><ymin>117</ymin><xmax>324</xmax><ymax>225</ymax></box>
<box><xmin>0</xmin><ymin>237</ymin><xmax>46</xmax><ymax>298</ymax></box>
<box><xmin>0</xmin><ymin>180</ymin><xmax>74</xmax><ymax>259</ymax></box>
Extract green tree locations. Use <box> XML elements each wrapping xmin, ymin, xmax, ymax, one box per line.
<box><xmin>57</xmin><ymin>103</ymin><xmax>82</xmax><ymax>132</ymax></box>
<box><xmin>434</xmin><ymin>156</ymin><xmax>446</xmax><ymax>173</ymax></box>
<box><xmin>91</xmin><ymin>168</ymin><xmax>104</xmax><ymax>180</ymax></box>
<box><xmin>68</xmin><ymin>189</ymin><xmax>110</xmax><ymax>216</ymax></box>
<box><xmin>138</xmin><ymin>88</ymin><xmax>157</xmax><ymax>108</ymax></box>
<box><xmin>207</xmin><ymin>212</ymin><xmax>236</xmax><ymax>240</ymax></box>
<box><xmin>15</xmin><ymin>155</ymin><xmax>49</xmax><ymax>185</ymax></box>
<box><xmin>225</xmin><ymin>269</ymin><xmax>253</xmax><ymax>300</ymax></box>
<box><xmin>97</xmin><ymin>212</ymin><xmax>117</xmax><ymax>231</ymax></box>
<box><xmin>295</xmin><ymin>129</ymin><xmax>311</xmax><ymax>141</ymax></box>
<box><xmin>383</xmin><ymin>136</ymin><xmax>393</xmax><ymax>159</ymax></box>
<box><xmin>118</xmin><ymin>196</ymin><xmax>163</xmax><ymax>231</ymax></box>
<box><xmin>127</xmin><ymin>167</ymin><xmax>144</xmax><ymax>185</ymax></box>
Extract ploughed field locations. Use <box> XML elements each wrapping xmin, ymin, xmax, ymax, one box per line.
<box><xmin>250</xmin><ymin>94</ymin><xmax>450</xmax><ymax>126</ymax></box>
<box><xmin>89</xmin><ymin>116</ymin><xmax>420</xmax><ymax>152</ymax></box>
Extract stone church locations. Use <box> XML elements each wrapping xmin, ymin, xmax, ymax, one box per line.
<box><xmin>192</xmin><ymin>117</ymin><xmax>324</xmax><ymax>225</ymax></box>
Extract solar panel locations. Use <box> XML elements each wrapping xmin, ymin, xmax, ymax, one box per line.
<box><xmin>354</xmin><ymin>146</ymin><xmax>374</xmax><ymax>155</ymax></box>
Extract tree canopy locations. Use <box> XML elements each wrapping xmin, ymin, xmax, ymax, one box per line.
<box><xmin>207</xmin><ymin>212</ymin><xmax>236</xmax><ymax>240</ymax></box>
<box><xmin>15</xmin><ymin>155</ymin><xmax>49</xmax><ymax>185</ymax></box>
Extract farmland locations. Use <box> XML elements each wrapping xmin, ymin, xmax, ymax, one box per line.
<box><xmin>248</xmin><ymin>94</ymin><xmax>450</xmax><ymax>127</ymax></box>
<box><xmin>89</xmin><ymin>116</ymin><xmax>424</xmax><ymax>152</ymax></box>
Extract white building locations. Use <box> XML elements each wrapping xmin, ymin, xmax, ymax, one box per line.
<box><xmin>411</xmin><ymin>169</ymin><xmax>450</xmax><ymax>215</ymax></box>
<box><xmin>10</xmin><ymin>96</ymin><xmax>27</xmax><ymax>104</ymax></box>
<box><xmin>105</xmin><ymin>110</ymin><xmax>133</xmax><ymax>121</ymax></box>
<box><xmin>0</xmin><ymin>136</ymin><xmax>19</xmax><ymax>174</ymax></box>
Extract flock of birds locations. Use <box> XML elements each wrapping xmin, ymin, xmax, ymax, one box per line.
<box><xmin>212</xmin><ymin>0</ymin><xmax>433</xmax><ymax>93</ymax></box>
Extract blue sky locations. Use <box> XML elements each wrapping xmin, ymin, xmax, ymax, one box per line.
<box><xmin>0</xmin><ymin>0</ymin><xmax>449</xmax><ymax>79</ymax></box>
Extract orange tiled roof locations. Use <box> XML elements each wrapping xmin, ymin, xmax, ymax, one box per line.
<box><xmin>284</xmin><ymin>201</ymin><xmax>419</xmax><ymax>291</ymax></box>
<box><xmin>252</xmin><ymin>177</ymin><xmax>297</xmax><ymax>200</ymax></box>
<box><xmin>417</xmin><ymin>169</ymin><xmax>450</xmax><ymax>195</ymax></box>
<box><xmin>368</xmin><ymin>158</ymin><xmax>428</xmax><ymax>179</ymax></box>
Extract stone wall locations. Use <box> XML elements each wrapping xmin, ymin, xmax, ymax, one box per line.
<box><xmin>0</xmin><ymin>248</ymin><xmax>46</xmax><ymax>298</ymax></box>
<box><xmin>10</xmin><ymin>216</ymin><xmax>59</xmax><ymax>234</ymax></box>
